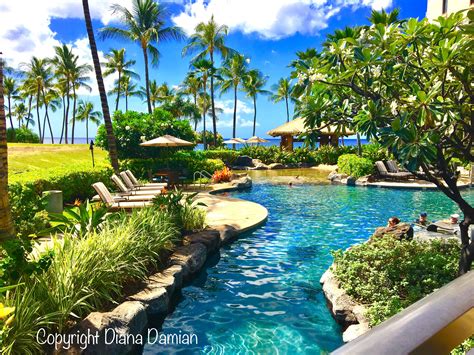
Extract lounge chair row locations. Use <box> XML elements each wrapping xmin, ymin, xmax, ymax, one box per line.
<box><xmin>375</xmin><ymin>161</ymin><xmax>415</xmax><ymax>181</ymax></box>
<box><xmin>92</xmin><ymin>170</ymin><xmax>167</xmax><ymax>211</ymax></box>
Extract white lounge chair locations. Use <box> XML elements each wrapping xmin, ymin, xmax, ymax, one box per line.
<box><xmin>125</xmin><ymin>170</ymin><xmax>167</xmax><ymax>189</ymax></box>
<box><xmin>92</xmin><ymin>182</ymin><xmax>152</xmax><ymax>210</ymax></box>
<box><xmin>111</xmin><ymin>174</ymin><xmax>163</xmax><ymax>196</ymax></box>
<box><xmin>119</xmin><ymin>171</ymin><xmax>164</xmax><ymax>192</ymax></box>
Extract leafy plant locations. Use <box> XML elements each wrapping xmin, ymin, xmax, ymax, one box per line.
<box><xmin>337</xmin><ymin>154</ymin><xmax>374</xmax><ymax>179</ymax></box>
<box><xmin>332</xmin><ymin>237</ymin><xmax>459</xmax><ymax>326</ymax></box>
<box><xmin>45</xmin><ymin>200</ymin><xmax>110</xmax><ymax>238</ymax></box>
<box><xmin>212</xmin><ymin>167</ymin><xmax>232</xmax><ymax>183</ymax></box>
<box><xmin>6</xmin><ymin>128</ymin><xmax>40</xmax><ymax>143</ymax></box>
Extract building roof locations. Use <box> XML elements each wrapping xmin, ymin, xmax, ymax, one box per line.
<box><xmin>267</xmin><ymin>117</ymin><xmax>355</xmax><ymax>137</ymax></box>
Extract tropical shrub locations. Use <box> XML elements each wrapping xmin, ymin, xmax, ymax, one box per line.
<box><xmin>202</xmin><ymin>149</ymin><xmax>239</xmax><ymax>166</ymax></box>
<box><xmin>7</xmin><ymin>127</ymin><xmax>40</xmax><ymax>143</ymax></box>
<box><xmin>1</xmin><ymin>208</ymin><xmax>180</xmax><ymax>353</ymax></box>
<box><xmin>212</xmin><ymin>167</ymin><xmax>232</xmax><ymax>183</ymax></box>
<box><xmin>196</xmin><ymin>130</ymin><xmax>224</xmax><ymax>148</ymax></box>
<box><xmin>361</xmin><ymin>143</ymin><xmax>389</xmax><ymax>163</ymax></box>
<box><xmin>95</xmin><ymin>110</ymin><xmax>196</xmax><ymax>159</ymax></box>
<box><xmin>332</xmin><ymin>237</ymin><xmax>459</xmax><ymax>326</ymax></box>
<box><xmin>337</xmin><ymin>154</ymin><xmax>374</xmax><ymax>179</ymax></box>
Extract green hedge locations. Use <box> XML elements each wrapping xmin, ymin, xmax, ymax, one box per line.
<box><xmin>7</xmin><ymin>127</ymin><xmax>40</xmax><ymax>143</ymax></box>
<box><xmin>332</xmin><ymin>237</ymin><xmax>459</xmax><ymax>326</ymax></box>
<box><xmin>337</xmin><ymin>154</ymin><xmax>374</xmax><ymax>179</ymax></box>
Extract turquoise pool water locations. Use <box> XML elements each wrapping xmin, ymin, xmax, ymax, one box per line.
<box><xmin>144</xmin><ymin>184</ymin><xmax>474</xmax><ymax>354</ymax></box>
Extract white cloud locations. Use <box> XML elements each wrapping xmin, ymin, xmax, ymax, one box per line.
<box><xmin>217</xmin><ymin>115</ymin><xmax>258</xmax><ymax>129</ymax></box>
<box><xmin>172</xmin><ymin>0</ymin><xmax>392</xmax><ymax>40</ymax></box>
<box><xmin>216</xmin><ymin>99</ymin><xmax>253</xmax><ymax>115</ymax></box>
<box><xmin>0</xmin><ymin>0</ymin><xmax>133</xmax><ymax>68</ymax></box>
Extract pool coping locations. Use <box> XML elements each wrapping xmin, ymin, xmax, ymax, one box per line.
<box><xmin>62</xmin><ymin>177</ymin><xmax>268</xmax><ymax>354</ymax></box>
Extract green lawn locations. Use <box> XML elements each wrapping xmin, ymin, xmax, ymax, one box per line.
<box><xmin>8</xmin><ymin>143</ymin><xmax>111</xmax><ymax>184</ymax></box>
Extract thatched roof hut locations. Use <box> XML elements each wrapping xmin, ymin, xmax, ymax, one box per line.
<box><xmin>267</xmin><ymin>117</ymin><xmax>354</xmax><ymax>151</ymax></box>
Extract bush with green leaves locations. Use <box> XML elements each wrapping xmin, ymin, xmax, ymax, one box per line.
<box><xmin>1</xmin><ymin>207</ymin><xmax>180</xmax><ymax>353</ymax></box>
<box><xmin>332</xmin><ymin>237</ymin><xmax>459</xmax><ymax>326</ymax></box>
<box><xmin>361</xmin><ymin>142</ymin><xmax>389</xmax><ymax>163</ymax></box>
<box><xmin>95</xmin><ymin>109</ymin><xmax>196</xmax><ymax>159</ymax></box>
<box><xmin>337</xmin><ymin>154</ymin><xmax>374</xmax><ymax>179</ymax></box>
<box><xmin>7</xmin><ymin>127</ymin><xmax>40</xmax><ymax>143</ymax></box>
<box><xmin>202</xmin><ymin>149</ymin><xmax>240</xmax><ymax>166</ymax></box>
<box><xmin>196</xmin><ymin>130</ymin><xmax>224</xmax><ymax>148</ymax></box>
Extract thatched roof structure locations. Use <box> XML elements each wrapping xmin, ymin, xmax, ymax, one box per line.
<box><xmin>267</xmin><ymin>117</ymin><xmax>354</xmax><ymax>137</ymax></box>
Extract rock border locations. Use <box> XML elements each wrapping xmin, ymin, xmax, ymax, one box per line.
<box><xmin>320</xmin><ymin>265</ymin><xmax>371</xmax><ymax>343</ymax></box>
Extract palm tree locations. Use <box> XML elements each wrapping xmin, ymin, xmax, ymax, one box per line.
<box><xmin>243</xmin><ymin>69</ymin><xmax>270</xmax><ymax>136</ymax></box>
<box><xmin>70</xmin><ymin>59</ymin><xmax>92</xmax><ymax>144</ymax></box>
<box><xmin>51</xmin><ymin>44</ymin><xmax>75</xmax><ymax>144</ymax></box>
<box><xmin>368</xmin><ymin>8</ymin><xmax>400</xmax><ymax>25</ymax></box>
<box><xmin>183</xmin><ymin>15</ymin><xmax>235</xmax><ymax>146</ymax></box>
<box><xmin>219</xmin><ymin>53</ymin><xmax>248</xmax><ymax>140</ymax></box>
<box><xmin>191</xmin><ymin>59</ymin><xmax>214</xmax><ymax>150</ymax></box>
<box><xmin>13</xmin><ymin>102</ymin><xmax>34</xmax><ymax>128</ymax></box>
<box><xmin>271</xmin><ymin>78</ymin><xmax>294</xmax><ymax>123</ymax></box>
<box><xmin>76</xmin><ymin>100</ymin><xmax>102</xmax><ymax>143</ymax></box>
<box><xmin>181</xmin><ymin>74</ymin><xmax>201</xmax><ymax>130</ymax></box>
<box><xmin>102</xmin><ymin>48</ymin><xmax>139</xmax><ymax>111</ymax></box>
<box><xmin>21</xmin><ymin>57</ymin><xmax>53</xmax><ymax>143</ymax></box>
<box><xmin>82</xmin><ymin>0</ymin><xmax>119</xmax><ymax>172</ymax></box>
<box><xmin>41</xmin><ymin>88</ymin><xmax>62</xmax><ymax>143</ymax></box>
<box><xmin>109</xmin><ymin>75</ymin><xmax>141</xmax><ymax>111</ymax></box>
<box><xmin>4</xmin><ymin>77</ymin><xmax>20</xmax><ymax>134</ymax></box>
<box><xmin>0</xmin><ymin>56</ymin><xmax>14</xmax><ymax>238</ymax></box>
<box><xmin>100</xmin><ymin>0</ymin><xmax>184</xmax><ymax>114</ymax></box>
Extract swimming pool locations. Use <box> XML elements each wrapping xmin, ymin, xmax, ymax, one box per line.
<box><xmin>144</xmin><ymin>183</ymin><xmax>474</xmax><ymax>354</ymax></box>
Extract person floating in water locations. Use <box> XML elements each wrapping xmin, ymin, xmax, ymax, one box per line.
<box><xmin>414</xmin><ymin>212</ymin><xmax>430</xmax><ymax>227</ymax></box>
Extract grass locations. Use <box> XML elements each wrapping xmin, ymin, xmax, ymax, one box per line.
<box><xmin>7</xmin><ymin>144</ymin><xmax>111</xmax><ymax>184</ymax></box>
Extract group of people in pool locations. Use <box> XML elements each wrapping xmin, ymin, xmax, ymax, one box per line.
<box><xmin>387</xmin><ymin>212</ymin><xmax>462</xmax><ymax>235</ymax></box>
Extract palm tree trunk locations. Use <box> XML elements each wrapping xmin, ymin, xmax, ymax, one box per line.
<box><xmin>36</xmin><ymin>88</ymin><xmax>42</xmax><ymax>143</ymax></box>
<box><xmin>7</xmin><ymin>95</ymin><xmax>15</xmax><ymax>141</ymax></box>
<box><xmin>72</xmin><ymin>86</ymin><xmax>77</xmax><ymax>144</ymax></box>
<box><xmin>83</xmin><ymin>0</ymin><xmax>119</xmax><ymax>172</ymax></box>
<box><xmin>86</xmin><ymin>118</ymin><xmax>89</xmax><ymax>144</ymax></box>
<box><xmin>125</xmin><ymin>94</ymin><xmax>128</xmax><ymax>111</ymax></box>
<box><xmin>210</xmin><ymin>51</ymin><xmax>217</xmax><ymax>147</ymax></box>
<box><xmin>0</xmin><ymin>56</ymin><xmax>14</xmax><ymax>239</ymax></box>
<box><xmin>202</xmin><ymin>112</ymin><xmax>207</xmax><ymax>150</ymax></box>
<box><xmin>142</xmin><ymin>45</ymin><xmax>152</xmax><ymax>114</ymax></box>
<box><xmin>26</xmin><ymin>95</ymin><xmax>32</xmax><ymax>128</ymax></box>
<box><xmin>253</xmin><ymin>95</ymin><xmax>257</xmax><ymax>136</ymax></box>
<box><xmin>41</xmin><ymin>89</ymin><xmax>54</xmax><ymax>144</ymax></box>
<box><xmin>116</xmin><ymin>70</ymin><xmax>121</xmax><ymax>112</ymax></box>
<box><xmin>356</xmin><ymin>132</ymin><xmax>362</xmax><ymax>156</ymax></box>
<box><xmin>285</xmin><ymin>95</ymin><xmax>289</xmax><ymax>122</ymax></box>
<box><xmin>65</xmin><ymin>84</ymin><xmax>70</xmax><ymax>144</ymax></box>
<box><xmin>59</xmin><ymin>95</ymin><xmax>66</xmax><ymax>144</ymax></box>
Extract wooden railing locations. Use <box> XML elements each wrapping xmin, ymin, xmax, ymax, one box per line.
<box><xmin>333</xmin><ymin>271</ymin><xmax>474</xmax><ymax>354</ymax></box>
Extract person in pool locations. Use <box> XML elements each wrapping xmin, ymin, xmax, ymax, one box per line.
<box><xmin>387</xmin><ymin>216</ymin><xmax>400</xmax><ymax>227</ymax></box>
<box><xmin>414</xmin><ymin>212</ymin><xmax>430</xmax><ymax>227</ymax></box>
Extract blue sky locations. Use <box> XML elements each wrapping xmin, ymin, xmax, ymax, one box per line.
<box><xmin>2</xmin><ymin>0</ymin><xmax>427</xmax><ymax>139</ymax></box>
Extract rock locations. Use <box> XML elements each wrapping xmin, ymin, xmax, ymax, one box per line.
<box><xmin>230</xmin><ymin>175</ymin><xmax>252</xmax><ymax>189</ymax></box>
<box><xmin>268</xmin><ymin>163</ymin><xmax>285</xmax><ymax>170</ymax></box>
<box><xmin>184</xmin><ymin>229</ymin><xmax>221</xmax><ymax>254</ymax></box>
<box><xmin>148</xmin><ymin>265</ymin><xmax>183</xmax><ymax>295</ymax></box>
<box><xmin>327</xmin><ymin>171</ymin><xmax>339</xmax><ymax>180</ymax></box>
<box><xmin>64</xmin><ymin>301</ymin><xmax>148</xmax><ymax>354</ymax></box>
<box><xmin>355</xmin><ymin>176</ymin><xmax>369</xmax><ymax>186</ymax></box>
<box><xmin>371</xmin><ymin>222</ymin><xmax>414</xmax><ymax>241</ymax></box>
<box><xmin>213</xmin><ymin>224</ymin><xmax>239</xmax><ymax>244</ymax></box>
<box><xmin>234</xmin><ymin>155</ymin><xmax>253</xmax><ymax>167</ymax></box>
<box><xmin>169</xmin><ymin>243</ymin><xmax>207</xmax><ymax>278</ymax></box>
<box><xmin>128</xmin><ymin>287</ymin><xmax>169</xmax><ymax>316</ymax></box>
<box><xmin>328</xmin><ymin>172</ymin><xmax>348</xmax><ymax>183</ymax></box>
<box><xmin>252</xmin><ymin>158</ymin><xmax>262</xmax><ymax>165</ymax></box>
<box><xmin>251</xmin><ymin>162</ymin><xmax>269</xmax><ymax>170</ymax></box>
<box><xmin>231</xmin><ymin>165</ymin><xmax>250</xmax><ymax>171</ymax></box>
<box><xmin>346</xmin><ymin>176</ymin><xmax>356</xmax><ymax>186</ymax></box>
<box><xmin>343</xmin><ymin>323</ymin><xmax>370</xmax><ymax>343</ymax></box>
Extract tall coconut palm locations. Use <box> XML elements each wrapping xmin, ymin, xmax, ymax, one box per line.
<box><xmin>100</xmin><ymin>0</ymin><xmax>184</xmax><ymax>114</ymax></box>
<box><xmin>70</xmin><ymin>60</ymin><xmax>92</xmax><ymax>144</ymax></box>
<box><xmin>219</xmin><ymin>53</ymin><xmax>248</xmax><ymax>140</ymax></box>
<box><xmin>76</xmin><ymin>100</ymin><xmax>102</xmax><ymax>143</ymax></box>
<box><xmin>183</xmin><ymin>15</ymin><xmax>235</xmax><ymax>146</ymax></box>
<box><xmin>109</xmin><ymin>75</ymin><xmax>141</xmax><ymax>111</ymax></box>
<box><xmin>102</xmin><ymin>48</ymin><xmax>139</xmax><ymax>111</ymax></box>
<box><xmin>14</xmin><ymin>102</ymin><xmax>34</xmax><ymax>128</ymax></box>
<box><xmin>191</xmin><ymin>59</ymin><xmax>215</xmax><ymax>150</ymax></box>
<box><xmin>21</xmin><ymin>57</ymin><xmax>53</xmax><ymax>143</ymax></box>
<box><xmin>82</xmin><ymin>0</ymin><xmax>119</xmax><ymax>172</ymax></box>
<box><xmin>51</xmin><ymin>44</ymin><xmax>76</xmax><ymax>144</ymax></box>
<box><xmin>271</xmin><ymin>78</ymin><xmax>294</xmax><ymax>123</ymax></box>
<box><xmin>41</xmin><ymin>88</ymin><xmax>61</xmax><ymax>143</ymax></box>
<box><xmin>4</xmin><ymin>77</ymin><xmax>20</xmax><ymax>134</ymax></box>
<box><xmin>181</xmin><ymin>74</ymin><xmax>201</xmax><ymax>130</ymax></box>
<box><xmin>243</xmin><ymin>69</ymin><xmax>270</xmax><ymax>136</ymax></box>
<box><xmin>0</xmin><ymin>56</ymin><xmax>14</xmax><ymax>238</ymax></box>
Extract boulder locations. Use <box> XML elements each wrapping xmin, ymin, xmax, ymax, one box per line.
<box><xmin>371</xmin><ymin>222</ymin><xmax>414</xmax><ymax>241</ymax></box>
<box><xmin>169</xmin><ymin>243</ymin><xmax>207</xmax><ymax>278</ymax></box>
<box><xmin>252</xmin><ymin>159</ymin><xmax>262</xmax><ymax>165</ymax></box>
<box><xmin>184</xmin><ymin>229</ymin><xmax>221</xmax><ymax>254</ymax></box>
<box><xmin>267</xmin><ymin>163</ymin><xmax>285</xmax><ymax>170</ymax></box>
<box><xmin>346</xmin><ymin>176</ymin><xmax>356</xmax><ymax>186</ymax></box>
<box><xmin>148</xmin><ymin>265</ymin><xmax>183</xmax><ymax>295</ymax></box>
<box><xmin>128</xmin><ymin>287</ymin><xmax>169</xmax><ymax>316</ymax></box>
<box><xmin>328</xmin><ymin>172</ymin><xmax>348</xmax><ymax>183</ymax></box>
<box><xmin>234</xmin><ymin>155</ymin><xmax>253</xmax><ymax>167</ymax></box>
<box><xmin>343</xmin><ymin>323</ymin><xmax>370</xmax><ymax>343</ymax></box>
<box><xmin>213</xmin><ymin>224</ymin><xmax>239</xmax><ymax>244</ymax></box>
<box><xmin>251</xmin><ymin>162</ymin><xmax>269</xmax><ymax>170</ymax></box>
<box><xmin>230</xmin><ymin>175</ymin><xmax>252</xmax><ymax>189</ymax></box>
